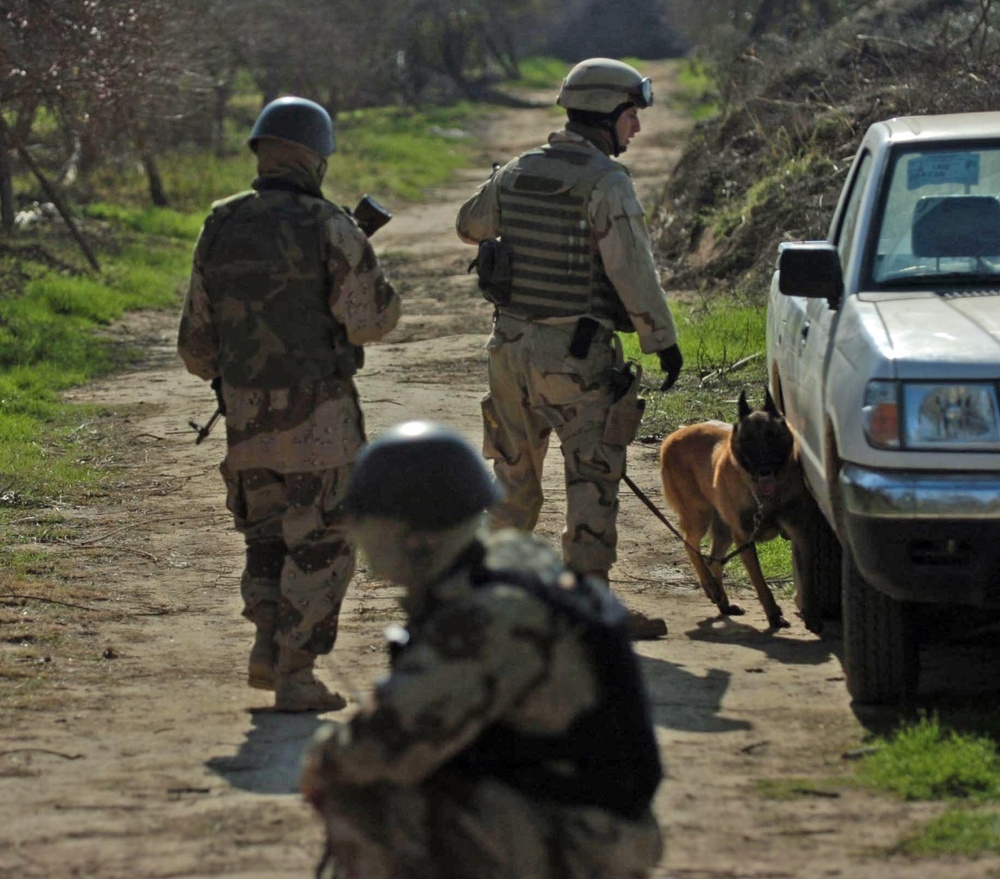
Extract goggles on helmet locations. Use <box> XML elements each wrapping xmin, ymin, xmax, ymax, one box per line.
<box><xmin>630</xmin><ymin>77</ymin><xmax>654</xmax><ymax>109</ymax></box>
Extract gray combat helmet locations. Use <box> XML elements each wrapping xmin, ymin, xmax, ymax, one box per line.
<box><xmin>556</xmin><ymin>58</ymin><xmax>653</xmax><ymax>115</ymax></box>
<box><xmin>249</xmin><ymin>96</ymin><xmax>336</xmax><ymax>156</ymax></box>
<box><xmin>344</xmin><ymin>421</ymin><xmax>501</xmax><ymax>529</ymax></box>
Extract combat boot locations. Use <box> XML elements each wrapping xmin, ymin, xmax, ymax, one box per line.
<box><xmin>247</xmin><ymin>602</ymin><xmax>278</xmax><ymax>690</ymax></box>
<box><xmin>581</xmin><ymin>569</ymin><xmax>668</xmax><ymax>641</ymax></box>
<box><xmin>275</xmin><ymin>647</ymin><xmax>346</xmax><ymax>712</ymax></box>
<box><xmin>625</xmin><ymin>610</ymin><xmax>668</xmax><ymax>641</ymax></box>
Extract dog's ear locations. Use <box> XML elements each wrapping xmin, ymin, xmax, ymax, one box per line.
<box><xmin>764</xmin><ymin>386</ymin><xmax>780</xmax><ymax>417</ymax></box>
<box><xmin>738</xmin><ymin>389</ymin><xmax>751</xmax><ymax>421</ymax></box>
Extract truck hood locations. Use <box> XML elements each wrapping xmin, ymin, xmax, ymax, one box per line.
<box><xmin>864</xmin><ymin>290</ymin><xmax>1000</xmax><ymax>376</ymax></box>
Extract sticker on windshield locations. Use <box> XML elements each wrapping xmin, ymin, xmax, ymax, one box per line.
<box><xmin>907</xmin><ymin>152</ymin><xmax>980</xmax><ymax>190</ymax></box>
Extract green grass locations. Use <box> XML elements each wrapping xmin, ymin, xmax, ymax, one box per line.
<box><xmin>898</xmin><ymin>808</ymin><xmax>1000</xmax><ymax>856</ymax></box>
<box><xmin>621</xmin><ymin>294</ymin><xmax>767</xmax><ymax>413</ymax></box>
<box><xmin>673</xmin><ymin>57</ymin><xmax>721</xmax><ymax>121</ymax></box>
<box><xmin>855</xmin><ymin>714</ymin><xmax>1000</xmax><ymax>857</ymax></box>
<box><xmin>85</xmin><ymin>202</ymin><xmax>205</xmax><ymax>241</ymax></box>
<box><xmin>511</xmin><ymin>56</ymin><xmax>570</xmax><ymax>89</ymax></box>
<box><xmin>87</xmin><ymin>103</ymin><xmax>478</xmax><ymax>212</ymax></box>
<box><xmin>858</xmin><ymin>714</ymin><xmax>1000</xmax><ymax>801</ymax></box>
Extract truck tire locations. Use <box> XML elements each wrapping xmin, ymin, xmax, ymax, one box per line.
<box><xmin>793</xmin><ymin>511</ymin><xmax>842</xmax><ymax>620</ymax></box>
<box><xmin>841</xmin><ymin>546</ymin><xmax>917</xmax><ymax>704</ymax></box>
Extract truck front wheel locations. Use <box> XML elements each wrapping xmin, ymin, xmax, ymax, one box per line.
<box><xmin>794</xmin><ymin>509</ymin><xmax>842</xmax><ymax>622</ymax></box>
<box><xmin>841</xmin><ymin>546</ymin><xmax>918</xmax><ymax>704</ymax></box>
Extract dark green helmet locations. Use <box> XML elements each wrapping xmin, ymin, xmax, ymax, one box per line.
<box><xmin>249</xmin><ymin>96</ymin><xmax>336</xmax><ymax>156</ymax></box>
<box><xmin>344</xmin><ymin>421</ymin><xmax>500</xmax><ymax>529</ymax></box>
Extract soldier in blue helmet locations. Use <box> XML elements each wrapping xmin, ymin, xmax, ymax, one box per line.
<box><xmin>301</xmin><ymin>420</ymin><xmax>665</xmax><ymax>879</ymax></box>
<box><xmin>178</xmin><ymin>97</ymin><xmax>401</xmax><ymax>712</ymax></box>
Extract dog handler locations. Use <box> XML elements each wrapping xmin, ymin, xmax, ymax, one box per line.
<box><xmin>300</xmin><ymin>420</ymin><xmax>664</xmax><ymax>879</ymax></box>
<box><xmin>178</xmin><ymin>96</ymin><xmax>401</xmax><ymax>711</ymax></box>
<box><xmin>456</xmin><ymin>58</ymin><xmax>683</xmax><ymax>639</ymax></box>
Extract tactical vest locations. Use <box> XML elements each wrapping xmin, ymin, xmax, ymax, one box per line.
<box><xmin>394</xmin><ymin>535</ymin><xmax>663</xmax><ymax>821</ymax></box>
<box><xmin>498</xmin><ymin>144</ymin><xmax>633</xmax><ymax>331</ymax></box>
<box><xmin>197</xmin><ymin>189</ymin><xmax>359</xmax><ymax>388</ymax></box>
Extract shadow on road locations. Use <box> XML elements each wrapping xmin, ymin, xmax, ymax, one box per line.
<box><xmin>206</xmin><ymin>708</ymin><xmax>325</xmax><ymax>795</ymax></box>
<box><xmin>640</xmin><ymin>655</ymin><xmax>752</xmax><ymax>734</ymax></box>
<box><xmin>683</xmin><ymin>614</ymin><xmax>841</xmax><ymax>667</ymax></box>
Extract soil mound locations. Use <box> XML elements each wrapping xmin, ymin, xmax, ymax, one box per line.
<box><xmin>655</xmin><ymin>0</ymin><xmax>1000</xmax><ymax>294</ymax></box>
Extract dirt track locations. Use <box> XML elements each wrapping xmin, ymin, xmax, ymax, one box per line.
<box><xmin>3</xmin><ymin>64</ymin><xmax>1000</xmax><ymax>879</ymax></box>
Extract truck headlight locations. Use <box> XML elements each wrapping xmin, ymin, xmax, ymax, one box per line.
<box><xmin>902</xmin><ymin>383</ymin><xmax>1000</xmax><ymax>448</ymax></box>
<box><xmin>863</xmin><ymin>381</ymin><xmax>901</xmax><ymax>449</ymax></box>
<box><xmin>864</xmin><ymin>380</ymin><xmax>1000</xmax><ymax>449</ymax></box>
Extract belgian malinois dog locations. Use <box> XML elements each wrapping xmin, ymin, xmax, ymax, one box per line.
<box><xmin>658</xmin><ymin>389</ymin><xmax>821</xmax><ymax>632</ymax></box>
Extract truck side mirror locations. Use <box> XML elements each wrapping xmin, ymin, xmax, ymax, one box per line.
<box><xmin>777</xmin><ymin>242</ymin><xmax>843</xmax><ymax>309</ymax></box>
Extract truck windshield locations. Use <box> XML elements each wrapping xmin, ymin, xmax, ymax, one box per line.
<box><xmin>872</xmin><ymin>144</ymin><xmax>1000</xmax><ymax>286</ymax></box>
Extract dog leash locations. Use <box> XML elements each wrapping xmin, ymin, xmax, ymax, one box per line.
<box><xmin>621</xmin><ymin>473</ymin><xmax>755</xmax><ymax>567</ymax></box>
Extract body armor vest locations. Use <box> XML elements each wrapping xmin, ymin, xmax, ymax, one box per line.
<box><xmin>498</xmin><ymin>144</ymin><xmax>633</xmax><ymax>330</ymax></box>
<box><xmin>393</xmin><ymin>536</ymin><xmax>663</xmax><ymax>821</ymax></box>
<box><xmin>197</xmin><ymin>189</ymin><xmax>359</xmax><ymax>388</ymax></box>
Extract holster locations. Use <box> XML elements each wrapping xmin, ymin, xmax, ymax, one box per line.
<box><xmin>603</xmin><ymin>362</ymin><xmax>646</xmax><ymax>447</ymax></box>
<box><xmin>468</xmin><ymin>239</ymin><xmax>513</xmax><ymax>306</ymax></box>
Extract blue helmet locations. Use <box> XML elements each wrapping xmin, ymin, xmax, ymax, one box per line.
<box><xmin>249</xmin><ymin>96</ymin><xmax>335</xmax><ymax>156</ymax></box>
<box><xmin>344</xmin><ymin>421</ymin><xmax>501</xmax><ymax>529</ymax></box>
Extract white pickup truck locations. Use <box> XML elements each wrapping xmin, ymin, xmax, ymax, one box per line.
<box><xmin>766</xmin><ymin>111</ymin><xmax>1000</xmax><ymax>704</ymax></box>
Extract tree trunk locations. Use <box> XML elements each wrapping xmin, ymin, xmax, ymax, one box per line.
<box><xmin>0</xmin><ymin>122</ymin><xmax>15</xmax><ymax>234</ymax></box>
<box><xmin>11</xmin><ymin>134</ymin><xmax>100</xmax><ymax>272</ymax></box>
<box><xmin>213</xmin><ymin>79</ymin><xmax>232</xmax><ymax>158</ymax></box>
<box><xmin>142</xmin><ymin>151</ymin><xmax>169</xmax><ymax>207</ymax></box>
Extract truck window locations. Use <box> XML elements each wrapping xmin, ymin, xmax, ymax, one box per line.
<box><xmin>873</xmin><ymin>145</ymin><xmax>1000</xmax><ymax>284</ymax></box>
<box><xmin>835</xmin><ymin>151</ymin><xmax>873</xmax><ymax>275</ymax></box>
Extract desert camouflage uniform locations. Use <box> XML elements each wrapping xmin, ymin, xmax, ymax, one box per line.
<box><xmin>456</xmin><ymin>129</ymin><xmax>678</xmax><ymax>575</ymax></box>
<box><xmin>178</xmin><ymin>143</ymin><xmax>400</xmax><ymax>654</ymax></box>
<box><xmin>302</xmin><ymin>530</ymin><xmax>664</xmax><ymax>879</ymax></box>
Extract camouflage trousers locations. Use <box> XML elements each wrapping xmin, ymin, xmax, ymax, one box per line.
<box><xmin>316</xmin><ymin>771</ymin><xmax>663</xmax><ymax>879</ymax></box>
<box><xmin>220</xmin><ymin>463</ymin><xmax>354</xmax><ymax>655</ymax></box>
<box><xmin>481</xmin><ymin>315</ymin><xmax>627</xmax><ymax>575</ymax></box>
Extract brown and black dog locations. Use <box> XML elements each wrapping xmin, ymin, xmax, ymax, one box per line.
<box><xmin>659</xmin><ymin>388</ymin><xmax>821</xmax><ymax>632</ymax></box>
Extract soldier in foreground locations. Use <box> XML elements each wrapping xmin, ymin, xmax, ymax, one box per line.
<box><xmin>178</xmin><ymin>96</ymin><xmax>400</xmax><ymax>712</ymax></box>
<box><xmin>300</xmin><ymin>420</ymin><xmax>664</xmax><ymax>879</ymax></box>
<box><xmin>455</xmin><ymin>58</ymin><xmax>683</xmax><ymax>640</ymax></box>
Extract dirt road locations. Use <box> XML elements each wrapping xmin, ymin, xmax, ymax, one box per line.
<box><xmin>2</xmin><ymin>64</ymin><xmax>999</xmax><ymax>879</ymax></box>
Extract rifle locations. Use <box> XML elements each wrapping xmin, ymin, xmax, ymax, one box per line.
<box><xmin>188</xmin><ymin>196</ymin><xmax>393</xmax><ymax>444</ymax></box>
<box><xmin>350</xmin><ymin>194</ymin><xmax>392</xmax><ymax>237</ymax></box>
<box><xmin>188</xmin><ymin>408</ymin><xmax>223</xmax><ymax>445</ymax></box>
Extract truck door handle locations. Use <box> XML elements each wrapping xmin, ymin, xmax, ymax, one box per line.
<box><xmin>800</xmin><ymin>322</ymin><xmax>810</xmax><ymax>341</ymax></box>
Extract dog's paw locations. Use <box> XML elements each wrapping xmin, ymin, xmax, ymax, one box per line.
<box><xmin>720</xmin><ymin>603</ymin><xmax>745</xmax><ymax>617</ymax></box>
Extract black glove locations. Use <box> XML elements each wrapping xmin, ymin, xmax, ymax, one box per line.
<box><xmin>657</xmin><ymin>344</ymin><xmax>683</xmax><ymax>392</ymax></box>
<box><xmin>210</xmin><ymin>376</ymin><xmax>226</xmax><ymax>416</ymax></box>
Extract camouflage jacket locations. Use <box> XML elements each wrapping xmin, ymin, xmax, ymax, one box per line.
<box><xmin>178</xmin><ymin>185</ymin><xmax>400</xmax><ymax>471</ymax></box>
<box><xmin>304</xmin><ymin>531</ymin><xmax>664</xmax><ymax>870</ymax></box>
<box><xmin>456</xmin><ymin>128</ymin><xmax>678</xmax><ymax>354</ymax></box>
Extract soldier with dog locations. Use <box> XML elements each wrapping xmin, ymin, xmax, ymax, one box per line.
<box><xmin>455</xmin><ymin>57</ymin><xmax>683</xmax><ymax>639</ymax></box>
<box><xmin>178</xmin><ymin>96</ymin><xmax>401</xmax><ymax>712</ymax></box>
<box><xmin>300</xmin><ymin>420</ymin><xmax>665</xmax><ymax>879</ymax></box>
